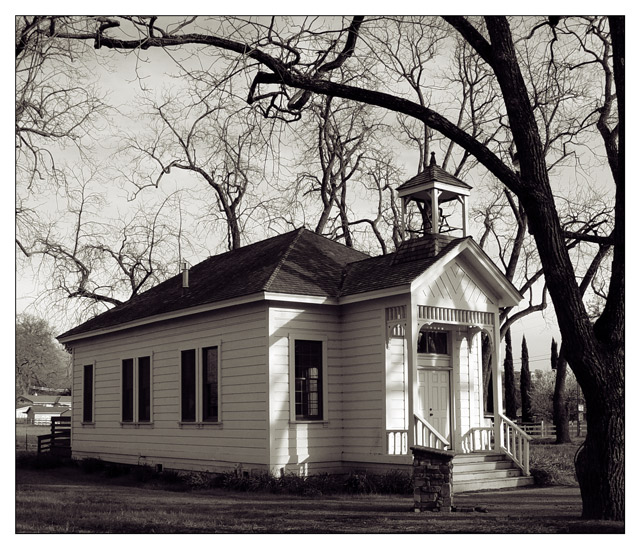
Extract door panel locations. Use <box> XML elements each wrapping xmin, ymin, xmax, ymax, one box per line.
<box><xmin>417</xmin><ymin>369</ymin><xmax>451</xmax><ymax>442</ymax></box>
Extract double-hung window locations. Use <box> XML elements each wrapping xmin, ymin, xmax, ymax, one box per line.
<box><xmin>121</xmin><ymin>356</ymin><xmax>152</xmax><ymax>423</ymax></box>
<box><xmin>290</xmin><ymin>337</ymin><xmax>327</xmax><ymax>422</ymax></box>
<box><xmin>180</xmin><ymin>345</ymin><xmax>220</xmax><ymax>423</ymax></box>
<box><xmin>82</xmin><ymin>363</ymin><xmax>94</xmax><ymax>423</ymax></box>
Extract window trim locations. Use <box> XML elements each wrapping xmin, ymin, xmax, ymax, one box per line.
<box><xmin>82</xmin><ymin>362</ymin><xmax>95</xmax><ymax>424</ymax></box>
<box><xmin>120</xmin><ymin>354</ymin><xmax>153</xmax><ymax>425</ymax></box>
<box><xmin>178</xmin><ymin>342</ymin><xmax>221</xmax><ymax>425</ymax></box>
<box><xmin>288</xmin><ymin>334</ymin><xmax>328</xmax><ymax>423</ymax></box>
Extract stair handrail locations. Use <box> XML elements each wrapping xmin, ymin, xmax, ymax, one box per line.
<box><xmin>498</xmin><ymin>413</ymin><xmax>532</xmax><ymax>475</ymax></box>
<box><xmin>414</xmin><ymin>412</ymin><xmax>450</xmax><ymax>450</ymax></box>
<box><xmin>460</xmin><ymin>426</ymin><xmax>494</xmax><ymax>453</ymax></box>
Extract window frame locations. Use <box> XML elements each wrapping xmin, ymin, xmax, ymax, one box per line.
<box><xmin>82</xmin><ymin>362</ymin><xmax>95</xmax><ymax>424</ymax></box>
<box><xmin>288</xmin><ymin>334</ymin><xmax>328</xmax><ymax>423</ymax></box>
<box><xmin>179</xmin><ymin>343</ymin><xmax>221</xmax><ymax>425</ymax></box>
<box><xmin>120</xmin><ymin>355</ymin><xmax>153</xmax><ymax>425</ymax></box>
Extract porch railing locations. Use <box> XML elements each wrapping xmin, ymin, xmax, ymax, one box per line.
<box><xmin>460</xmin><ymin>426</ymin><xmax>494</xmax><ymax>453</ymax></box>
<box><xmin>414</xmin><ymin>412</ymin><xmax>450</xmax><ymax>450</ymax></box>
<box><xmin>386</xmin><ymin>430</ymin><xmax>408</xmax><ymax>455</ymax></box>
<box><xmin>499</xmin><ymin>413</ymin><xmax>531</xmax><ymax>475</ymax></box>
<box><xmin>386</xmin><ymin>414</ymin><xmax>451</xmax><ymax>455</ymax></box>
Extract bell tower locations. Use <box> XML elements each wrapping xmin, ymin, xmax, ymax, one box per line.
<box><xmin>397</xmin><ymin>153</ymin><xmax>472</xmax><ymax>240</ymax></box>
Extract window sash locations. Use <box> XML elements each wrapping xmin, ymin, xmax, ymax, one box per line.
<box><xmin>181</xmin><ymin>349</ymin><xmax>197</xmax><ymax>422</ymax></box>
<box><xmin>138</xmin><ymin>356</ymin><xmax>151</xmax><ymax>422</ymax></box>
<box><xmin>202</xmin><ymin>346</ymin><xmax>219</xmax><ymax>422</ymax></box>
<box><xmin>294</xmin><ymin>339</ymin><xmax>323</xmax><ymax>421</ymax></box>
<box><xmin>417</xmin><ymin>330</ymin><xmax>448</xmax><ymax>355</ymax></box>
<box><xmin>122</xmin><ymin>358</ymin><xmax>134</xmax><ymax>422</ymax></box>
<box><xmin>82</xmin><ymin>364</ymin><xmax>93</xmax><ymax>423</ymax></box>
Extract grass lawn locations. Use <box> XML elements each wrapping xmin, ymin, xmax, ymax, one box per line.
<box><xmin>15</xmin><ymin>456</ymin><xmax>623</xmax><ymax>534</ymax></box>
<box><xmin>529</xmin><ymin>437</ymin><xmax>583</xmax><ymax>486</ymax></box>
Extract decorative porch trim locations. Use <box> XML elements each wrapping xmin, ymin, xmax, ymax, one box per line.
<box><xmin>385</xmin><ymin>305</ymin><xmax>407</xmax><ymax>346</ymax></box>
<box><xmin>418</xmin><ymin>305</ymin><xmax>494</xmax><ymax>327</ymax></box>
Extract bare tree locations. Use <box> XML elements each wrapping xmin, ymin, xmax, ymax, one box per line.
<box><xmin>124</xmin><ymin>89</ymin><xmax>277</xmax><ymax>251</ymax></box>
<box><xmin>21</xmin><ymin>169</ymin><xmax>195</xmax><ymax>325</ymax></box>
<box><xmin>16</xmin><ymin>16</ymin><xmax>108</xmax><ymax>261</ymax></box>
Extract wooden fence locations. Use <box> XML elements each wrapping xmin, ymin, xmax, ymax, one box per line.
<box><xmin>518</xmin><ymin>420</ymin><xmax>586</xmax><ymax>438</ymax></box>
<box><xmin>37</xmin><ymin>416</ymin><xmax>71</xmax><ymax>456</ymax></box>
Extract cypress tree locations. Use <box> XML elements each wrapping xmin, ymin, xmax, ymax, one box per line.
<box><xmin>503</xmin><ymin>328</ymin><xmax>518</xmax><ymax>419</ymax></box>
<box><xmin>520</xmin><ymin>335</ymin><xmax>533</xmax><ymax>423</ymax></box>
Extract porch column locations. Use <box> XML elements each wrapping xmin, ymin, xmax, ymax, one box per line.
<box><xmin>407</xmin><ymin>297</ymin><xmax>417</xmax><ymax>450</ymax></box>
<box><xmin>461</xmin><ymin>195</ymin><xmax>468</xmax><ymax>237</ymax></box>
<box><xmin>491</xmin><ymin>321</ymin><xmax>503</xmax><ymax>450</ymax></box>
<box><xmin>430</xmin><ymin>188</ymin><xmax>439</xmax><ymax>234</ymax></box>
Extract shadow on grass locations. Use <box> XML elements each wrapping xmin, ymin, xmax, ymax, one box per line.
<box><xmin>16</xmin><ymin>461</ymin><xmax>624</xmax><ymax>534</ymax></box>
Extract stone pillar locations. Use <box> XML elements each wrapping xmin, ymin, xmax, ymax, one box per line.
<box><xmin>410</xmin><ymin>446</ymin><xmax>455</xmax><ymax>513</ymax></box>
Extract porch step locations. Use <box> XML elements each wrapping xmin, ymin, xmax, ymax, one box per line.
<box><xmin>452</xmin><ymin>453</ymin><xmax>534</xmax><ymax>493</ymax></box>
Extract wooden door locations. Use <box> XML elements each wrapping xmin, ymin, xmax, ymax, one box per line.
<box><xmin>417</xmin><ymin>369</ymin><xmax>451</xmax><ymax>442</ymax></box>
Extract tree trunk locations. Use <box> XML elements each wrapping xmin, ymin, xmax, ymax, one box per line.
<box><xmin>553</xmin><ymin>350</ymin><xmax>571</xmax><ymax>444</ymax></box>
<box><xmin>575</xmin><ymin>352</ymin><xmax>624</xmax><ymax>520</ymax></box>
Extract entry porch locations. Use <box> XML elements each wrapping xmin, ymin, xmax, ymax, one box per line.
<box><xmin>384</xmin><ymin>304</ymin><xmax>532</xmax><ymax>481</ymax></box>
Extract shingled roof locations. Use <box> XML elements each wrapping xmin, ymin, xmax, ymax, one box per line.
<box><xmin>58</xmin><ymin>229</ymin><xmax>368</xmax><ymax>340</ymax></box>
<box><xmin>396</xmin><ymin>154</ymin><xmax>471</xmax><ymax>197</ymax></box>
<box><xmin>58</xmin><ymin>228</ymin><xmax>469</xmax><ymax>341</ymax></box>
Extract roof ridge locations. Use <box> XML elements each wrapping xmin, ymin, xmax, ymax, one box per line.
<box><xmin>263</xmin><ymin>227</ymin><xmax>306</xmax><ymax>292</ymax></box>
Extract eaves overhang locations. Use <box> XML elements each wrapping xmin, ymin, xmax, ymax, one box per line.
<box><xmin>57</xmin><ymin>291</ymin><xmax>268</xmax><ymax>345</ymax></box>
<box><xmin>337</xmin><ymin>284</ymin><xmax>414</xmax><ymax>305</ymax></box>
<box><xmin>57</xmin><ymin>291</ymin><xmax>341</xmax><ymax>345</ymax></box>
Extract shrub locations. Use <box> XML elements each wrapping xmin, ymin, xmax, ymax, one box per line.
<box><xmin>104</xmin><ymin>462</ymin><xmax>131</xmax><ymax>478</ymax></box>
<box><xmin>372</xmin><ymin>469</ymin><xmax>413</xmax><ymax>494</ymax></box>
<box><xmin>16</xmin><ymin>452</ymin><xmax>69</xmax><ymax>470</ymax></box>
<box><xmin>79</xmin><ymin>457</ymin><xmax>107</xmax><ymax>474</ymax></box>
<box><xmin>180</xmin><ymin>470</ymin><xmax>225</xmax><ymax>490</ymax></box>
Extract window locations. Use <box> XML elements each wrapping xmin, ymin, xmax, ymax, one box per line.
<box><xmin>293</xmin><ymin>339</ymin><xmax>325</xmax><ymax>421</ymax></box>
<box><xmin>181</xmin><ymin>349</ymin><xmax>197</xmax><ymax>422</ymax></box>
<box><xmin>180</xmin><ymin>346</ymin><xmax>220</xmax><ymax>423</ymax></box>
<box><xmin>121</xmin><ymin>356</ymin><xmax>152</xmax><ymax>423</ymax></box>
<box><xmin>138</xmin><ymin>356</ymin><xmax>151</xmax><ymax>422</ymax></box>
<box><xmin>417</xmin><ymin>328</ymin><xmax>448</xmax><ymax>354</ymax></box>
<box><xmin>122</xmin><ymin>359</ymin><xmax>134</xmax><ymax>422</ymax></box>
<box><xmin>82</xmin><ymin>364</ymin><xmax>94</xmax><ymax>423</ymax></box>
<box><xmin>202</xmin><ymin>346</ymin><xmax>219</xmax><ymax>422</ymax></box>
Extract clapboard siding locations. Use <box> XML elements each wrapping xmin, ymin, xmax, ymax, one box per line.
<box><xmin>340</xmin><ymin>298</ymin><xmax>391</xmax><ymax>459</ymax></box>
<box><xmin>69</xmin><ymin>302</ymin><xmax>270</xmax><ymax>470</ymax></box>
<box><xmin>268</xmin><ymin>304</ymin><xmax>343</xmax><ymax>473</ymax></box>
<box><xmin>469</xmin><ymin>330</ymin><xmax>483</xmax><ymax>427</ymax></box>
<box><xmin>386</xmin><ymin>336</ymin><xmax>407</xmax><ymax>431</ymax></box>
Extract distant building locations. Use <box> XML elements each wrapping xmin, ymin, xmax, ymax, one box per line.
<box><xmin>25</xmin><ymin>405</ymin><xmax>71</xmax><ymax>425</ymax></box>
